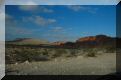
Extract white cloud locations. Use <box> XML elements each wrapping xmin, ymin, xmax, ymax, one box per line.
<box><xmin>67</xmin><ymin>6</ymin><xmax>85</xmax><ymax>12</ymax></box>
<box><xmin>50</xmin><ymin>27</ymin><xmax>63</xmax><ymax>32</ymax></box>
<box><xmin>5</xmin><ymin>14</ymin><xmax>33</xmax><ymax>36</ymax></box>
<box><xmin>67</xmin><ymin>5</ymin><xmax>98</xmax><ymax>13</ymax></box>
<box><xmin>6</xmin><ymin>26</ymin><xmax>32</xmax><ymax>35</ymax></box>
<box><xmin>5</xmin><ymin>14</ymin><xmax>19</xmax><ymax>29</ymax></box>
<box><xmin>49</xmin><ymin>26</ymin><xmax>73</xmax><ymax>33</ymax></box>
<box><xmin>23</xmin><ymin>16</ymin><xmax>56</xmax><ymax>26</ymax></box>
<box><xmin>34</xmin><ymin>16</ymin><xmax>56</xmax><ymax>26</ymax></box>
<box><xmin>41</xmin><ymin>7</ymin><xmax>53</xmax><ymax>13</ymax></box>
<box><xmin>5</xmin><ymin>14</ymin><xmax>57</xmax><ymax>38</ymax></box>
<box><xmin>19</xmin><ymin>5</ymin><xmax>38</xmax><ymax>11</ymax></box>
<box><xmin>18</xmin><ymin>5</ymin><xmax>54</xmax><ymax>13</ymax></box>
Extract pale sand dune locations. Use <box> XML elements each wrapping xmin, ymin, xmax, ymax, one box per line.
<box><xmin>6</xmin><ymin>53</ymin><xmax>116</xmax><ymax>75</ymax></box>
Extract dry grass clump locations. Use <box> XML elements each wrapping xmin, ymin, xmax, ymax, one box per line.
<box><xmin>84</xmin><ymin>48</ymin><xmax>97</xmax><ymax>57</ymax></box>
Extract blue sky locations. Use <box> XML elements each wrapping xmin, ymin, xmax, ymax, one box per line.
<box><xmin>6</xmin><ymin>5</ymin><xmax>116</xmax><ymax>42</ymax></box>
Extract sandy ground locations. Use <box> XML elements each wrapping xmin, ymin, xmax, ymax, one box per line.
<box><xmin>6</xmin><ymin>53</ymin><xmax>116</xmax><ymax>75</ymax></box>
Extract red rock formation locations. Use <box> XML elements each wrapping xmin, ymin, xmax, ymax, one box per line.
<box><xmin>76</xmin><ymin>36</ymin><xmax>96</xmax><ymax>42</ymax></box>
<box><xmin>76</xmin><ymin>35</ymin><xmax>110</xmax><ymax>42</ymax></box>
<box><xmin>75</xmin><ymin>35</ymin><xmax>115</xmax><ymax>48</ymax></box>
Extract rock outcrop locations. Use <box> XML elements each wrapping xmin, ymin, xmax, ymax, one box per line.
<box><xmin>75</xmin><ymin>35</ymin><xmax>116</xmax><ymax>48</ymax></box>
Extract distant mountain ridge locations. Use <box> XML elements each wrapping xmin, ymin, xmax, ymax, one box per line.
<box><xmin>6</xmin><ymin>38</ymin><xmax>49</xmax><ymax>45</ymax></box>
<box><xmin>75</xmin><ymin>35</ymin><xmax>116</xmax><ymax>48</ymax></box>
<box><xmin>6</xmin><ymin>35</ymin><xmax>118</xmax><ymax>48</ymax></box>
<box><xmin>76</xmin><ymin>35</ymin><xmax>110</xmax><ymax>42</ymax></box>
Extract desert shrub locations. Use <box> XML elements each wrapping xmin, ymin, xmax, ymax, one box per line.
<box><xmin>76</xmin><ymin>49</ymin><xmax>84</xmax><ymax>55</ymax></box>
<box><xmin>52</xmin><ymin>49</ymin><xmax>63</xmax><ymax>58</ymax></box>
<box><xmin>104</xmin><ymin>47</ymin><xmax>116</xmax><ymax>53</ymax></box>
<box><xmin>85</xmin><ymin>51</ymin><xmax>96</xmax><ymax>57</ymax></box>
<box><xmin>41</xmin><ymin>49</ymin><xmax>49</xmax><ymax>55</ymax></box>
<box><xmin>51</xmin><ymin>49</ymin><xmax>66</xmax><ymax>58</ymax></box>
<box><xmin>69</xmin><ymin>49</ymin><xmax>78</xmax><ymax>56</ymax></box>
<box><xmin>84</xmin><ymin>48</ymin><xmax>97</xmax><ymax>57</ymax></box>
<box><xmin>18</xmin><ymin>48</ymin><xmax>50</xmax><ymax>62</ymax></box>
<box><xmin>48</xmin><ymin>49</ymin><xmax>73</xmax><ymax>58</ymax></box>
<box><xmin>6</xmin><ymin>47</ymin><xmax>85</xmax><ymax>64</ymax></box>
<box><xmin>15</xmin><ymin>49</ymin><xmax>31</xmax><ymax>62</ymax></box>
<box><xmin>6</xmin><ymin>46</ymin><xmax>96</xmax><ymax>64</ymax></box>
<box><xmin>5</xmin><ymin>47</ymin><xmax>51</xmax><ymax>64</ymax></box>
<box><xmin>6</xmin><ymin>48</ymin><xmax>22</xmax><ymax>64</ymax></box>
<box><xmin>29</xmin><ymin>54</ymin><xmax>50</xmax><ymax>61</ymax></box>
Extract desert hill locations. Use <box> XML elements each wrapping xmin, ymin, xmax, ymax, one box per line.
<box><xmin>6</xmin><ymin>38</ymin><xmax>49</xmax><ymax>45</ymax></box>
<box><xmin>75</xmin><ymin>35</ymin><xmax>116</xmax><ymax>48</ymax></box>
<box><xmin>59</xmin><ymin>35</ymin><xmax>116</xmax><ymax>48</ymax></box>
<box><xmin>6</xmin><ymin>35</ymin><xmax>118</xmax><ymax>48</ymax></box>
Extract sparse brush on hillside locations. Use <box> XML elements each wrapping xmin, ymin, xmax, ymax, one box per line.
<box><xmin>84</xmin><ymin>48</ymin><xmax>97</xmax><ymax>57</ymax></box>
<box><xmin>104</xmin><ymin>47</ymin><xmax>116</xmax><ymax>53</ymax></box>
<box><xmin>6</xmin><ymin>46</ymin><xmax>82</xmax><ymax>64</ymax></box>
<box><xmin>6</xmin><ymin>48</ymin><xmax>51</xmax><ymax>64</ymax></box>
<box><xmin>6</xmin><ymin>45</ymin><xmax>116</xmax><ymax>64</ymax></box>
<box><xmin>50</xmin><ymin>49</ymin><xmax>70</xmax><ymax>58</ymax></box>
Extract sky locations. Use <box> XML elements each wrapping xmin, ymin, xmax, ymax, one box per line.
<box><xmin>0</xmin><ymin>0</ymin><xmax>119</xmax><ymax>41</ymax></box>
<box><xmin>5</xmin><ymin>5</ymin><xmax>116</xmax><ymax>42</ymax></box>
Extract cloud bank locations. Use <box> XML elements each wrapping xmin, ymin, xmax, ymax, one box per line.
<box><xmin>22</xmin><ymin>16</ymin><xmax>56</xmax><ymax>26</ymax></box>
<box><xmin>19</xmin><ymin>5</ymin><xmax>54</xmax><ymax>13</ymax></box>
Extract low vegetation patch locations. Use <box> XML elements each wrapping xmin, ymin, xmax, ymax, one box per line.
<box><xmin>6</xmin><ymin>45</ymin><xmax>116</xmax><ymax>64</ymax></box>
<box><xmin>84</xmin><ymin>48</ymin><xmax>97</xmax><ymax>57</ymax></box>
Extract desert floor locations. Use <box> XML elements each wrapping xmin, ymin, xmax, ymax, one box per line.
<box><xmin>6</xmin><ymin>53</ymin><xmax>116</xmax><ymax>75</ymax></box>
